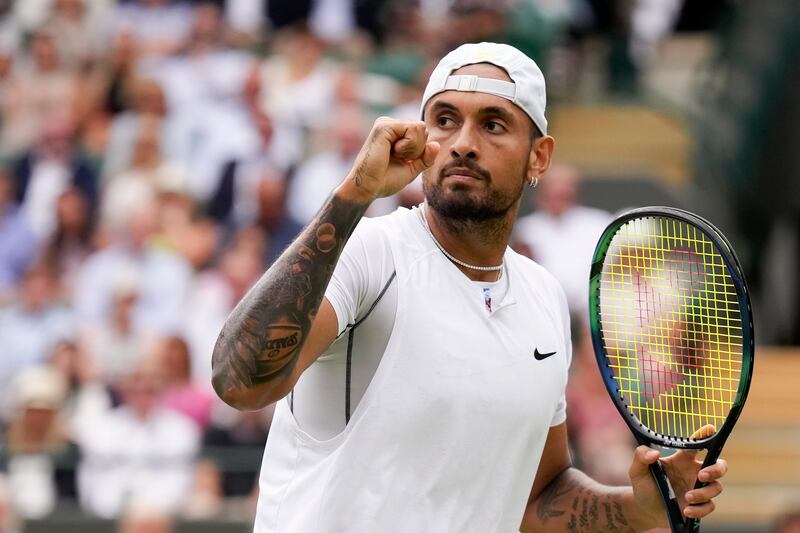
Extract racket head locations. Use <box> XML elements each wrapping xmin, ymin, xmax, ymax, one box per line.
<box><xmin>589</xmin><ymin>206</ymin><xmax>754</xmax><ymax>450</ymax></box>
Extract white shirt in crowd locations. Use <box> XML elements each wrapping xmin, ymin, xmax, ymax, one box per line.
<box><xmin>515</xmin><ymin>205</ymin><xmax>611</xmax><ymax>316</ymax></box>
<box><xmin>77</xmin><ymin>405</ymin><xmax>199</xmax><ymax>518</ymax></box>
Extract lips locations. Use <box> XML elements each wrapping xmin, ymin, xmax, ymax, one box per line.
<box><xmin>443</xmin><ymin>167</ymin><xmax>483</xmax><ymax>180</ymax></box>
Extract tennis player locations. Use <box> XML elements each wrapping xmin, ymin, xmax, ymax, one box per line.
<box><xmin>212</xmin><ymin>42</ymin><xmax>728</xmax><ymax>532</ymax></box>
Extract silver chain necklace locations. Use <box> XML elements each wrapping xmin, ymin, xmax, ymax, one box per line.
<box><xmin>417</xmin><ymin>205</ymin><xmax>504</xmax><ymax>272</ymax></box>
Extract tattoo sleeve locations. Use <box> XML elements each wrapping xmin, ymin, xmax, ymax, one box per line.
<box><xmin>524</xmin><ymin>468</ymin><xmax>638</xmax><ymax>533</ymax></box>
<box><xmin>211</xmin><ymin>192</ymin><xmax>368</xmax><ymax>408</ymax></box>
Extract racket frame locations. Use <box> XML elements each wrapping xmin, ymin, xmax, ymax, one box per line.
<box><xmin>589</xmin><ymin>206</ymin><xmax>754</xmax><ymax>450</ymax></box>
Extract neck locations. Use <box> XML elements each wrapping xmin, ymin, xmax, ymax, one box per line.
<box><xmin>423</xmin><ymin>202</ymin><xmax>517</xmax><ymax>282</ymax></box>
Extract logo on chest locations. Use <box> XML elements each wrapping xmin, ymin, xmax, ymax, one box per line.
<box><xmin>533</xmin><ymin>348</ymin><xmax>557</xmax><ymax>360</ymax></box>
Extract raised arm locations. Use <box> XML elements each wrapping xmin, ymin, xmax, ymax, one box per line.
<box><xmin>211</xmin><ymin>118</ymin><xmax>439</xmax><ymax>410</ymax></box>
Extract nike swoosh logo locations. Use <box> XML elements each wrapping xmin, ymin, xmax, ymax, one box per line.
<box><xmin>534</xmin><ymin>348</ymin><xmax>557</xmax><ymax>360</ymax></box>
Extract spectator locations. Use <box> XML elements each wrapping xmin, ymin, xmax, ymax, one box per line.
<box><xmin>1</xmin><ymin>27</ymin><xmax>79</xmax><ymax>155</ymax></box>
<box><xmin>112</xmin><ymin>0</ymin><xmax>192</xmax><ymax>59</ymax></box>
<box><xmin>143</xmin><ymin>1</ymin><xmax>259</xmax><ymax>205</ymax></box>
<box><xmin>0</xmin><ymin>168</ymin><xmax>37</xmax><ymax>298</ymax></box>
<box><xmin>256</xmin><ymin>23</ymin><xmax>341</xmax><ymax>133</ymax></box>
<box><xmin>91</xmin><ymin>31</ymin><xmax>141</xmax><ymax>118</ymax></box>
<box><xmin>77</xmin><ymin>357</ymin><xmax>200</xmax><ymax>518</ymax></box>
<box><xmin>157</xmin><ymin>195</ymin><xmax>219</xmax><ymax>272</ymax></box>
<box><xmin>157</xmin><ymin>336</ymin><xmax>214</xmax><ymax>429</ymax></box>
<box><xmin>0</xmin><ymin>264</ymin><xmax>75</xmax><ymax>412</ymax></box>
<box><xmin>79</xmin><ymin>273</ymin><xmax>151</xmax><ymax>385</ymax></box>
<box><xmin>286</xmin><ymin>103</ymin><xmax>369</xmax><ymax>224</ymax></box>
<box><xmin>207</xmin><ymin>107</ymin><xmax>300</xmax><ymax>230</ymax></box>
<box><xmin>513</xmin><ymin>163</ymin><xmax>611</xmax><ymax>320</ymax></box>
<box><xmin>48</xmin><ymin>340</ymin><xmax>112</xmax><ymax>441</ymax></box>
<box><xmin>102</xmin><ymin>78</ymin><xmax>173</xmax><ymax>182</ymax></box>
<box><xmin>3</xmin><ymin>366</ymin><xmax>71</xmax><ymax>519</ymax></box>
<box><xmin>102</xmin><ymin>115</ymin><xmax>185</xmax><ymax>235</ymax></box>
<box><xmin>45</xmin><ymin>0</ymin><xmax>106</xmax><ymax>69</ymax></box>
<box><xmin>73</xmin><ymin>198</ymin><xmax>192</xmax><ymax>335</ymax></box>
<box><xmin>10</xmin><ymin>111</ymin><xmax>98</xmax><ymax>241</ymax></box>
<box><xmin>41</xmin><ymin>187</ymin><xmax>96</xmax><ymax>298</ymax></box>
<box><xmin>255</xmin><ymin>174</ymin><xmax>303</xmax><ymax>265</ymax></box>
<box><xmin>184</xmin><ymin>229</ymin><xmax>264</xmax><ymax>388</ymax></box>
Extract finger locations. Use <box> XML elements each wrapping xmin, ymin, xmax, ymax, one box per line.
<box><xmin>685</xmin><ymin>481</ymin><xmax>723</xmax><ymax>505</ymax></box>
<box><xmin>675</xmin><ymin>425</ymin><xmax>717</xmax><ymax>461</ymax></box>
<box><xmin>391</xmin><ymin>124</ymin><xmax>428</xmax><ymax>160</ymax></box>
<box><xmin>683</xmin><ymin>500</ymin><xmax>715</xmax><ymax>519</ymax></box>
<box><xmin>629</xmin><ymin>445</ymin><xmax>660</xmax><ymax>481</ymax></box>
<box><xmin>698</xmin><ymin>458</ymin><xmax>728</xmax><ymax>483</ymax></box>
<box><xmin>421</xmin><ymin>141</ymin><xmax>440</xmax><ymax>168</ymax></box>
<box><xmin>406</xmin><ymin>141</ymin><xmax>440</xmax><ymax>176</ymax></box>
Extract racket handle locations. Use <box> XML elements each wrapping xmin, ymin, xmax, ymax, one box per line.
<box><xmin>649</xmin><ymin>460</ymin><xmax>685</xmax><ymax>533</ymax></box>
<box><xmin>682</xmin><ymin>447</ymin><xmax>723</xmax><ymax>533</ymax></box>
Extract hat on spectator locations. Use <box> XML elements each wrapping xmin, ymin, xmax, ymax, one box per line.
<box><xmin>420</xmin><ymin>42</ymin><xmax>548</xmax><ymax>135</ymax></box>
<box><xmin>12</xmin><ymin>366</ymin><xmax>67</xmax><ymax>410</ymax></box>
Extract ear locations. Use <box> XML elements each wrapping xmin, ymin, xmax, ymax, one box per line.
<box><xmin>527</xmin><ymin>135</ymin><xmax>555</xmax><ymax>183</ymax></box>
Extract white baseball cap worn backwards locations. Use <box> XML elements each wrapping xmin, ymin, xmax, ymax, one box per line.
<box><xmin>420</xmin><ymin>42</ymin><xmax>548</xmax><ymax>135</ymax></box>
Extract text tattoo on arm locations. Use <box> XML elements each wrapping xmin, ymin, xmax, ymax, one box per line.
<box><xmin>212</xmin><ymin>195</ymin><xmax>367</xmax><ymax>402</ymax></box>
<box><xmin>534</xmin><ymin>469</ymin><xmax>636</xmax><ymax>533</ymax></box>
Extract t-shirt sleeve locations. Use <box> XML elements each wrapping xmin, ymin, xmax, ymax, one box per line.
<box><xmin>550</xmin><ymin>281</ymin><xmax>573</xmax><ymax>427</ymax></box>
<box><xmin>324</xmin><ymin>216</ymin><xmax>395</xmax><ymax>336</ymax></box>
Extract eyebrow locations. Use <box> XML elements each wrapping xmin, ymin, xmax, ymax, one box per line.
<box><xmin>429</xmin><ymin>100</ymin><xmax>517</xmax><ymax>124</ymax></box>
<box><xmin>429</xmin><ymin>101</ymin><xmax>459</xmax><ymax>115</ymax></box>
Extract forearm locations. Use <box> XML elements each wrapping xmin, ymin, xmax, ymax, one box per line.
<box><xmin>522</xmin><ymin>468</ymin><xmax>644</xmax><ymax>533</ymax></box>
<box><xmin>211</xmin><ymin>185</ymin><xmax>368</xmax><ymax>409</ymax></box>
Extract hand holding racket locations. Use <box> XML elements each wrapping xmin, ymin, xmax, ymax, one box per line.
<box><xmin>589</xmin><ymin>207</ymin><xmax>754</xmax><ymax>533</ymax></box>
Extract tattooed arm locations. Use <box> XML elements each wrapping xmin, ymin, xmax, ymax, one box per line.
<box><xmin>212</xmin><ymin>118</ymin><xmax>439</xmax><ymax>410</ymax></box>
<box><xmin>520</xmin><ymin>423</ymin><xmax>728</xmax><ymax>532</ymax></box>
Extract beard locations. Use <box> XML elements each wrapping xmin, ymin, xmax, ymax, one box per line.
<box><xmin>423</xmin><ymin>156</ymin><xmax>526</xmax><ymax>223</ymax></box>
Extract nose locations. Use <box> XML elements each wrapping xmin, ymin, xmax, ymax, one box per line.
<box><xmin>449</xmin><ymin>121</ymin><xmax>480</xmax><ymax>160</ymax></box>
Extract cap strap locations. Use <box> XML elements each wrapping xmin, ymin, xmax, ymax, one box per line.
<box><xmin>443</xmin><ymin>75</ymin><xmax>516</xmax><ymax>100</ymax></box>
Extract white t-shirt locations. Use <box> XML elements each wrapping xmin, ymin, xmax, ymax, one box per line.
<box><xmin>257</xmin><ymin>206</ymin><xmax>572</xmax><ymax>533</ymax></box>
<box><xmin>292</xmin><ymin>211</ymin><xmax>513</xmax><ymax>440</ymax></box>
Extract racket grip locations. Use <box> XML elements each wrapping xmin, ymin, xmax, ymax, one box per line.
<box><xmin>682</xmin><ymin>448</ymin><xmax>722</xmax><ymax>533</ymax></box>
<box><xmin>648</xmin><ymin>460</ymin><xmax>685</xmax><ymax>533</ymax></box>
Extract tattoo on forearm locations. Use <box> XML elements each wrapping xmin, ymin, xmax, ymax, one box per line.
<box><xmin>211</xmin><ymin>194</ymin><xmax>367</xmax><ymax>403</ymax></box>
<box><xmin>535</xmin><ymin>469</ymin><xmax>636</xmax><ymax>533</ymax></box>
<box><xmin>352</xmin><ymin>144</ymin><xmax>373</xmax><ymax>188</ymax></box>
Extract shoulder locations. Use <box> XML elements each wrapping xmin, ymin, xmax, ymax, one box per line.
<box><xmin>507</xmin><ymin>249</ymin><xmax>568</xmax><ymax>308</ymax></box>
<box><xmin>350</xmin><ymin>207</ymin><xmax>419</xmax><ymax>247</ymax></box>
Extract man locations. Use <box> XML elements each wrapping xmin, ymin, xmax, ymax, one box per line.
<box><xmin>212</xmin><ymin>42</ymin><xmax>727</xmax><ymax>532</ymax></box>
<box><xmin>514</xmin><ymin>163</ymin><xmax>612</xmax><ymax>319</ymax></box>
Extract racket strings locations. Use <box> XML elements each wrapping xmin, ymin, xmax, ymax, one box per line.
<box><xmin>598</xmin><ymin>217</ymin><xmax>744</xmax><ymax>440</ymax></box>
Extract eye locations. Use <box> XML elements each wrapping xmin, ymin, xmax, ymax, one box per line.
<box><xmin>436</xmin><ymin>115</ymin><xmax>455</xmax><ymax>128</ymax></box>
<box><xmin>485</xmin><ymin>120</ymin><xmax>506</xmax><ymax>133</ymax></box>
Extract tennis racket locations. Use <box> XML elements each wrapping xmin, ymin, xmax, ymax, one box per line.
<box><xmin>588</xmin><ymin>206</ymin><xmax>754</xmax><ymax>533</ymax></box>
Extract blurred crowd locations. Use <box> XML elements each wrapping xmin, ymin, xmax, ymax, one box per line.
<box><xmin>0</xmin><ymin>0</ymin><xmax>728</xmax><ymax>529</ymax></box>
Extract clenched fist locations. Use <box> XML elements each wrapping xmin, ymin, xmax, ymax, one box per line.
<box><xmin>338</xmin><ymin>117</ymin><xmax>440</xmax><ymax>205</ymax></box>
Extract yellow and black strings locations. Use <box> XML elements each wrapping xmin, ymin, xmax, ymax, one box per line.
<box><xmin>599</xmin><ymin>217</ymin><xmax>744</xmax><ymax>440</ymax></box>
